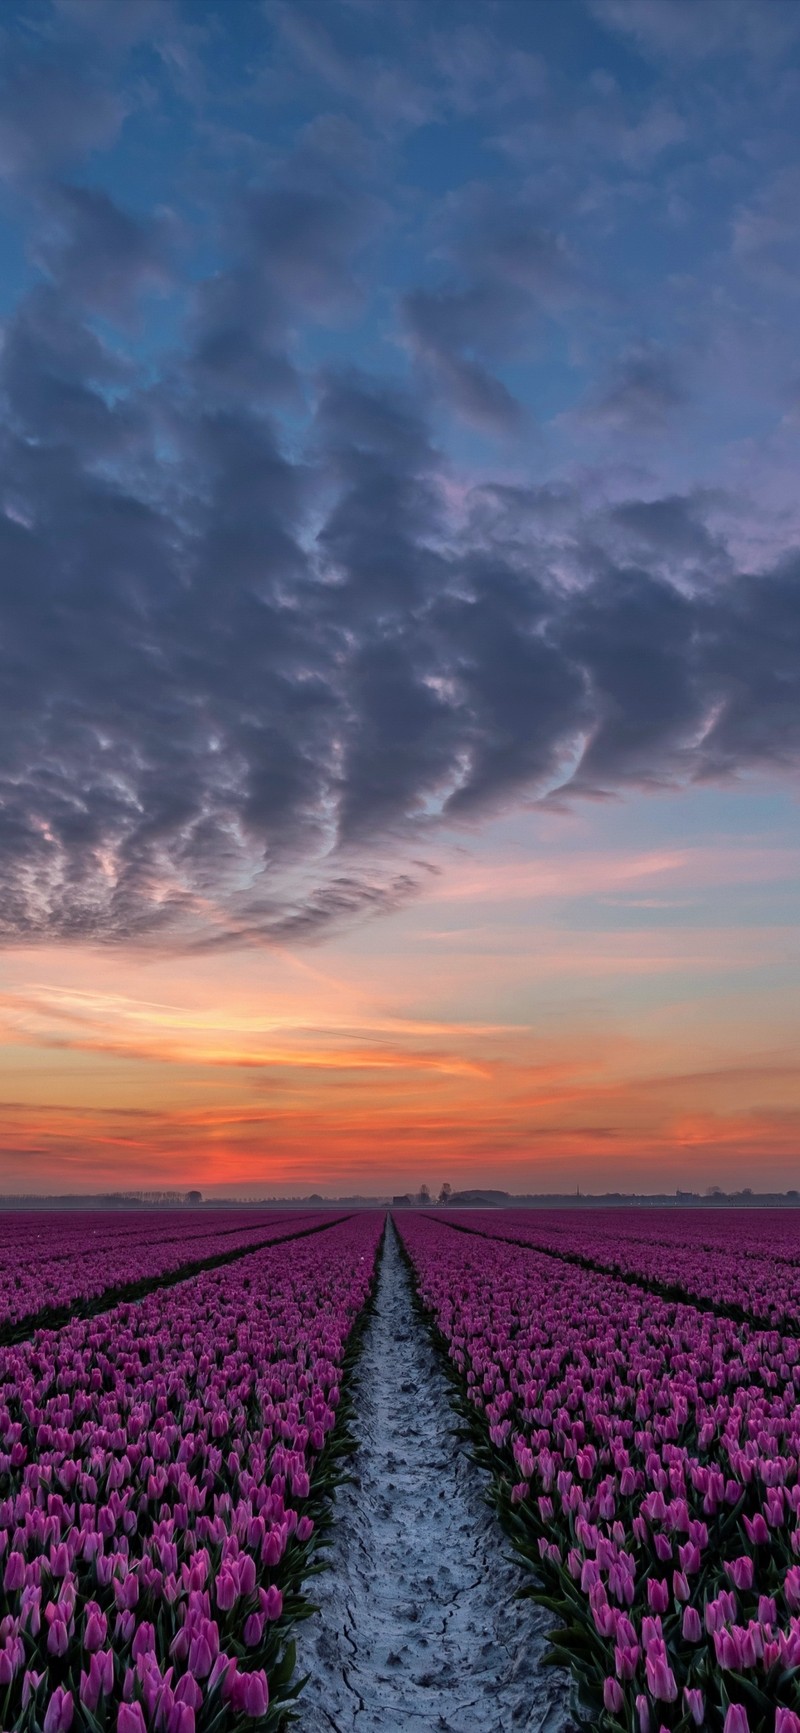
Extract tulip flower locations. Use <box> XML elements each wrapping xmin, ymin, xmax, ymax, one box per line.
<box><xmin>603</xmin><ymin>1676</ymin><xmax>624</xmax><ymax>1712</ymax></box>
<box><xmin>240</xmin><ymin>1669</ymin><xmax>269</xmax><ymax>1716</ymax></box>
<box><xmin>723</xmin><ymin>1707</ymin><xmax>750</xmax><ymax>1733</ymax></box>
<box><xmin>683</xmin><ymin>1687</ymin><xmax>704</xmax><ymax>1726</ymax></box>
<box><xmin>43</xmin><ymin>1686</ymin><xmax>74</xmax><ymax>1733</ymax></box>
<box><xmin>682</xmin><ymin>1605</ymin><xmax>703</xmax><ymax>1642</ymax></box>
<box><xmin>84</xmin><ymin>1602</ymin><xmax>108</xmax><ymax>1652</ymax></box>
<box><xmin>22</xmin><ymin>1669</ymin><xmax>44</xmax><ymax>1709</ymax></box>
<box><xmin>118</xmin><ymin>1705</ymin><xmax>147</xmax><ymax>1733</ymax></box>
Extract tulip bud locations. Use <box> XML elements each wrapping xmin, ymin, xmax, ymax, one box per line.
<box><xmin>683</xmin><ymin>1687</ymin><xmax>704</xmax><ymax>1727</ymax></box>
<box><xmin>723</xmin><ymin>1707</ymin><xmax>750</xmax><ymax>1733</ymax></box>
<box><xmin>118</xmin><ymin>1705</ymin><xmax>147</xmax><ymax>1733</ymax></box>
<box><xmin>3</xmin><ymin>1551</ymin><xmax>25</xmax><ymax>1592</ymax></box>
<box><xmin>682</xmin><ymin>1605</ymin><xmax>702</xmax><ymax>1642</ymax></box>
<box><xmin>22</xmin><ymin>1669</ymin><xmax>43</xmax><ymax>1709</ymax></box>
<box><xmin>726</xmin><ymin>1556</ymin><xmax>754</xmax><ymax>1591</ymax></box>
<box><xmin>635</xmin><ymin>1693</ymin><xmax>651</xmax><ymax>1733</ymax></box>
<box><xmin>243</xmin><ymin>1611</ymin><xmax>265</xmax><ymax>1647</ymax></box>
<box><xmin>166</xmin><ymin>1704</ymin><xmax>195</xmax><ymax>1733</ymax></box>
<box><xmin>84</xmin><ymin>1602</ymin><xmax>108</xmax><ymax>1652</ymax></box>
<box><xmin>43</xmin><ymin>1685</ymin><xmax>74</xmax><ymax>1733</ymax></box>
<box><xmin>242</xmin><ymin>1669</ymin><xmax>269</xmax><ymax>1716</ymax></box>
<box><xmin>603</xmin><ymin>1677</ymin><xmax>624</xmax><ymax>1713</ymax></box>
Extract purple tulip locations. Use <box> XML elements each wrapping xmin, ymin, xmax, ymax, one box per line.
<box><xmin>726</xmin><ymin>1556</ymin><xmax>754</xmax><ymax>1591</ymax></box>
<box><xmin>174</xmin><ymin>1673</ymin><xmax>203</xmax><ymax>1711</ymax></box>
<box><xmin>3</xmin><ymin>1550</ymin><xmax>25</xmax><ymax>1592</ymax></box>
<box><xmin>80</xmin><ymin>1649</ymin><xmax>114</xmax><ymax>1712</ymax></box>
<box><xmin>84</xmin><ymin>1601</ymin><xmax>108</xmax><ymax>1652</ymax></box>
<box><xmin>243</xmin><ymin>1611</ymin><xmax>265</xmax><ymax>1647</ymax></box>
<box><xmin>117</xmin><ymin>1705</ymin><xmax>147</xmax><ymax>1733</ymax></box>
<box><xmin>166</xmin><ymin>1704</ymin><xmax>195</xmax><ymax>1733</ymax></box>
<box><xmin>241</xmin><ymin>1669</ymin><xmax>269</xmax><ymax>1717</ymax></box>
<box><xmin>262</xmin><ymin>1583</ymin><xmax>283</xmax><ymax>1620</ymax></box>
<box><xmin>723</xmin><ymin>1708</ymin><xmax>750</xmax><ymax>1733</ymax></box>
<box><xmin>43</xmin><ymin>1685</ymin><xmax>74</xmax><ymax>1733</ymax></box>
<box><xmin>682</xmin><ymin>1604</ymin><xmax>703</xmax><ymax>1642</ymax></box>
<box><xmin>22</xmin><ymin>1669</ymin><xmax>43</xmax><ymax>1709</ymax></box>
<box><xmin>603</xmin><ymin>1676</ymin><xmax>624</xmax><ymax>1712</ymax></box>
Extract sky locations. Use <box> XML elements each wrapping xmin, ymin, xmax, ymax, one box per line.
<box><xmin>0</xmin><ymin>0</ymin><xmax>799</xmax><ymax>1197</ymax></box>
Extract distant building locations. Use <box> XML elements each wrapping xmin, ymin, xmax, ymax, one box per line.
<box><xmin>392</xmin><ymin>1194</ymin><xmax>413</xmax><ymax>1207</ymax></box>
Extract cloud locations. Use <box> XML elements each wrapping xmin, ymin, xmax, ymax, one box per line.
<box><xmin>0</xmin><ymin>0</ymin><xmax>798</xmax><ymax>951</ymax></box>
<box><xmin>32</xmin><ymin>183</ymin><xmax>174</xmax><ymax>327</ymax></box>
<box><xmin>1</xmin><ymin>247</ymin><xmax>800</xmax><ymax>949</ymax></box>
<box><xmin>576</xmin><ymin>342</ymin><xmax>688</xmax><ymax>433</ymax></box>
<box><xmin>401</xmin><ymin>191</ymin><xmax>576</xmax><ymax>434</ymax></box>
<box><xmin>591</xmin><ymin>0</ymin><xmax>800</xmax><ymax>66</ymax></box>
<box><xmin>0</xmin><ymin>50</ymin><xmax>124</xmax><ymax>183</ymax></box>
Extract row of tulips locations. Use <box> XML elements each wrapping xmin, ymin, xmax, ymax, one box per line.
<box><xmin>395</xmin><ymin>1211</ymin><xmax>800</xmax><ymax>1733</ymax></box>
<box><xmin>0</xmin><ymin>1212</ymin><xmax>331</xmax><ymax>1340</ymax></box>
<box><xmin>437</xmin><ymin>1209</ymin><xmax>800</xmax><ymax>1332</ymax></box>
<box><xmin>0</xmin><ymin>1212</ymin><xmax>384</xmax><ymax>1732</ymax></box>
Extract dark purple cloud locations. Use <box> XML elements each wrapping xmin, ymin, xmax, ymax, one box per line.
<box><xmin>0</xmin><ymin>0</ymin><xmax>798</xmax><ymax>948</ymax></box>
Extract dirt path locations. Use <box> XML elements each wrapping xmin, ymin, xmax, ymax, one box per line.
<box><xmin>296</xmin><ymin>1220</ymin><xmax>575</xmax><ymax>1733</ymax></box>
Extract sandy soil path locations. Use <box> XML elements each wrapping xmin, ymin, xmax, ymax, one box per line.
<box><xmin>296</xmin><ymin>1220</ymin><xmax>576</xmax><ymax>1733</ymax></box>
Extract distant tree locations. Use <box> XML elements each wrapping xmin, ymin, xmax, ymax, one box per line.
<box><xmin>438</xmin><ymin>1182</ymin><xmax>452</xmax><ymax>1205</ymax></box>
<box><xmin>417</xmin><ymin>1183</ymin><xmax>431</xmax><ymax>1205</ymax></box>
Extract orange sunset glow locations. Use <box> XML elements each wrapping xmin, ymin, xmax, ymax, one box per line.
<box><xmin>1</xmin><ymin>794</ymin><xmax>798</xmax><ymax>1196</ymax></box>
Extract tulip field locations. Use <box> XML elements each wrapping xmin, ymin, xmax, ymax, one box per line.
<box><xmin>0</xmin><ymin>1211</ymin><xmax>344</xmax><ymax>1342</ymax></box>
<box><xmin>0</xmin><ymin>1212</ymin><xmax>382</xmax><ymax>1733</ymax></box>
<box><xmin>2</xmin><ymin>1205</ymin><xmax>800</xmax><ymax>1733</ymax></box>
<box><xmin>395</xmin><ymin>1209</ymin><xmax>800</xmax><ymax>1733</ymax></box>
